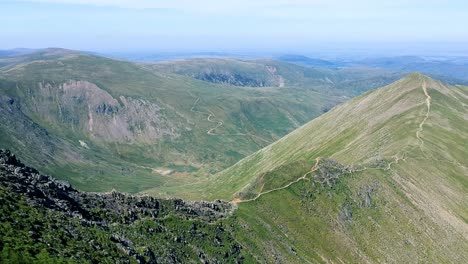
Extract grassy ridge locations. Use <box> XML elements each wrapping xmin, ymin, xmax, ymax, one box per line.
<box><xmin>152</xmin><ymin>74</ymin><xmax>468</xmax><ymax>262</ymax></box>
<box><xmin>177</xmin><ymin>74</ymin><xmax>464</xmax><ymax>200</ymax></box>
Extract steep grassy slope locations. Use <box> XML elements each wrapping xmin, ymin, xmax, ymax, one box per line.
<box><xmin>0</xmin><ymin>49</ymin><xmax>402</xmax><ymax>194</ymax></box>
<box><xmin>152</xmin><ymin>74</ymin><xmax>468</xmax><ymax>262</ymax></box>
<box><xmin>187</xmin><ymin>74</ymin><xmax>467</xmax><ymax>199</ymax></box>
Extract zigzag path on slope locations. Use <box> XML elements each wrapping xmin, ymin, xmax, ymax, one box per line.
<box><xmin>188</xmin><ymin>92</ymin><xmax>271</xmax><ymax>143</ymax></box>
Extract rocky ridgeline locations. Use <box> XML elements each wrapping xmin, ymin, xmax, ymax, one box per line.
<box><xmin>0</xmin><ymin>149</ymin><xmax>234</xmax><ymax>224</ymax></box>
<box><xmin>0</xmin><ymin>149</ymin><xmax>248</xmax><ymax>263</ymax></box>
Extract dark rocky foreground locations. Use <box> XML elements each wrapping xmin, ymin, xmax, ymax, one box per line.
<box><xmin>0</xmin><ymin>149</ymin><xmax>251</xmax><ymax>263</ymax></box>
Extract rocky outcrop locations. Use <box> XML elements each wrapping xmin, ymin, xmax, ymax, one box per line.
<box><xmin>193</xmin><ymin>72</ymin><xmax>268</xmax><ymax>87</ymax></box>
<box><xmin>312</xmin><ymin>159</ymin><xmax>357</xmax><ymax>187</ymax></box>
<box><xmin>0</xmin><ymin>149</ymin><xmax>245</xmax><ymax>263</ymax></box>
<box><xmin>185</xmin><ymin>65</ymin><xmax>285</xmax><ymax>87</ymax></box>
<box><xmin>0</xmin><ymin>149</ymin><xmax>234</xmax><ymax>224</ymax></box>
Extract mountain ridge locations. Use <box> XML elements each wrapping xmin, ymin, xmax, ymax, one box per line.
<box><xmin>219</xmin><ymin>73</ymin><xmax>468</xmax><ymax>263</ymax></box>
<box><xmin>152</xmin><ymin>74</ymin><xmax>466</xmax><ymax>205</ymax></box>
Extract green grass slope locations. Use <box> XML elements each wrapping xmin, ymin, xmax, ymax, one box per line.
<box><xmin>192</xmin><ymin>74</ymin><xmax>467</xmax><ymax>199</ymax></box>
<box><xmin>155</xmin><ymin>74</ymin><xmax>468</xmax><ymax>262</ymax></box>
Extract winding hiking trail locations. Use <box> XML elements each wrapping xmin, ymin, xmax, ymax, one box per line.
<box><xmin>188</xmin><ymin>93</ymin><xmax>271</xmax><ymax>143</ymax></box>
<box><xmin>232</xmin><ymin>158</ymin><xmax>322</xmax><ymax>203</ymax></box>
<box><xmin>232</xmin><ymin>82</ymin><xmax>436</xmax><ymax>204</ymax></box>
<box><xmin>382</xmin><ymin>81</ymin><xmax>432</xmax><ymax>171</ymax></box>
<box><xmin>416</xmin><ymin>81</ymin><xmax>432</xmax><ymax>152</ymax></box>
<box><xmin>190</xmin><ymin>97</ymin><xmax>224</xmax><ymax>136</ymax></box>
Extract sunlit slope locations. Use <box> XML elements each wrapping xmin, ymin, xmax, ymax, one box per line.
<box><xmin>177</xmin><ymin>74</ymin><xmax>467</xmax><ymax>202</ymax></box>
<box><xmin>215</xmin><ymin>73</ymin><xmax>467</xmax><ymax>263</ymax></box>
<box><xmin>233</xmin><ymin>161</ymin><xmax>467</xmax><ymax>263</ymax></box>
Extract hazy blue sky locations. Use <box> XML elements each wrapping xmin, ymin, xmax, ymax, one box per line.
<box><xmin>2</xmin><ymin>0</ymin><xmax>468</xmax><ymax>55</ymax></box>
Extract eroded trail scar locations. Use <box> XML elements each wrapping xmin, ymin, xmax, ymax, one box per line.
<box><xmin>416</xmin><ymin>81</ymin><xmax>432</xmax><ymax>152</ymax></box>
<box><xmin>233</xmin><ymin>158</ymin><xmax>322</xmax><ymax>203</ymax></box>
<box><xmin>188</xmin><ymin>94</ymin><xmax>271</xmax><ymax>143</ymax></box>
<box><xmin>189</xmin><ymin>96</ymin><xmax>224</xmax><ymax>135</ymax></box>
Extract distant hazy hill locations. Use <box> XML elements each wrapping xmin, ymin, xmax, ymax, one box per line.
<box><xmin>277</xmin><ymin>54</ymin><xmax>468</xmax><ymax>84</ymax></box>
<box><xmin>276</xmin><ymin>54</ymin><xmax>337</xmax><ymax>69</ymax></box>
<box><xmin>160</xmin><ymin>74</ymin><xmax>467</xmax><ymax>262</ymax></box>
<box><xmin>0</xmin><ymin>48</ymin><xmax>402</xmax><ymax>194</ymax></box>
<box><xmin>0</xmin><ymin>48</ymin><xmax>36</xmax><ymax>57</ymax></box>
<box><xmin>360</xmin><ymin>56</ymin><xmax>468</xmax><ymax>83</ymax></box>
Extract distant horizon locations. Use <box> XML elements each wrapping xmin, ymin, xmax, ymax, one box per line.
<box><xmin>2</xmin><ymin>44</ymin><xmax>468</xmax><ymax>60</ymax></box>
<box><xmin>2</xmin><ymin>0</ymin><xmax>468</xmax><ymax>57</ymax></box>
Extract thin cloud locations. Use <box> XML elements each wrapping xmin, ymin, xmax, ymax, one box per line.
<box><xmin>18</xmin><ymin>0</ymin><xmax>331</xmax><ymax>10</ymax></box>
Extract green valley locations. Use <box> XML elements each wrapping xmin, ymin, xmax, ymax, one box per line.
<box><xmin>0</xmin><ymin>49</ymin><xmax>400</xmax><ymax>194</ymax></box>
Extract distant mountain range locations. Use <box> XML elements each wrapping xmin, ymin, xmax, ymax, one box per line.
<box><xmin>278</xmin><ymin>53</ymin><xmax>468</xmax><ymax>83</ymax></box>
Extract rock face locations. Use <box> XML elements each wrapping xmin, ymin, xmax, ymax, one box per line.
<box><xmin>0</xmin><ymin>149</ymin><xmax>247</xmax><ymax>263</ymax></box>
<box><xmin>190</xmin><ymin>66</ymin><xmax>285</xmax><ymax>87</ymax></box>
<box><xmin>24</xmin><ymin>80</ymin><xmax>178</xmax><ymax>143</ymax></box>
<box><xmin>193</xmin><ymin>72</ymin><xmax>269</xmax><ymax>87</ymax></box>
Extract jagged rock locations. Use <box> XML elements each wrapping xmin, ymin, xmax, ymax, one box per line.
<box><xmin>313</xmin><ymin>159</ymin><xmax>351</xmax><ymax>187</ymax></box>
<box><xmin>144</xmin><ymin>247</ymin><xmax>156</xmax><ymax>264</ymax></box>
<box><xmin>0</xmin><ymin>149</ymin><xmax>248</xmax><ymax>263</ymax></box>
<box><xmin>0</xmin><ymin>149</ymin><xmax>234</xmax><ymax>224</ymax></box>
<box><xmin>338</xmin><ymin>203</ymin><xmax>353</xmax><ymax>223</ymax></box>
<box><xmin>357</xmin><ymin>183</ymin><xmax>378</xmax><ymax>208</ymax></box>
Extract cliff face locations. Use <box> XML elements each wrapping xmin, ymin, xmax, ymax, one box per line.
<box><xmin>22</xmin><ymin>80</ymin><xmax>178</xmax><ymax>143</ymax></box>
<box><xmin>0</xmin><ymin>149</ymin><xmax>251</xmax><ymax>263</ymax></box>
